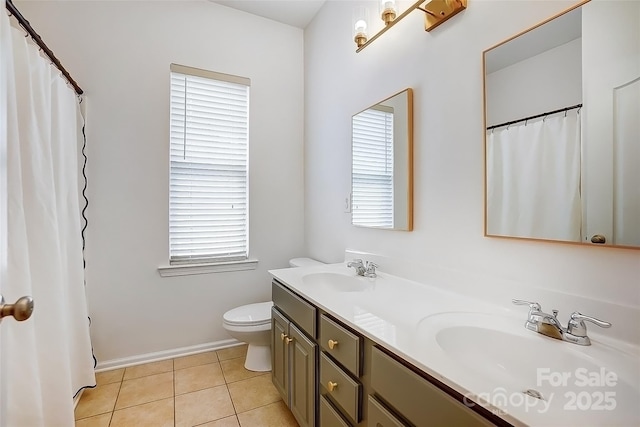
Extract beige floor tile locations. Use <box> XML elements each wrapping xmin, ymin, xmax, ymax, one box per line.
<box><xmin>123</xmin><ymin>359</ymin><xmax>173</xmax><ymax>380</ymax></box>
<box><xmin>216</xmin><ymin>345</ymin><xmax>247</xmax><ymax>361</ymax></box>
<box><xmin>175</xmin><ymin>362</ymin><xmax>226</xmax><ymax>395</ymax></box>
<box><xmin>74</xmin><ymin>383</ymin><xmax>121</xmax><ymax>420</ymax></box>
<box><xmin>110</xmin><ymin>397</ymin><xmax>174</xmax><ymax>427</ymax></box>
<box><xmin>228</xmin><ymin>374</ymin><xmax>281</xmax><ymax>413</ymax></box>
<box><xmin>95</xmin><ymin>368</ymin><xmax>124</xmax><ymax>386</ymax></box>
<box><xmin>174</xmin><ymin>351</ymin><xmax>218</xmax><ymax>370</ymax></box>
<box><xmin>220</xmin><ymin>357</ymin><xmax>262</xmax><ymax>383</ymax></box>
<box><xmin>198</xmin><ymin>415</ymin><xmax>241</xmax><ymax>427</ymax></box>
<box><xmin>237</xmin><ymin>400</ymin><xmax>298</xmax><ymax>427</ymax></box>
<box><xmin>115</xmin><ymin>371</ymin><xmax>174</xmax><ymax>410</ymax></box>
<box><xmin>75</xmin><ymin>413</ymin><xmax>112</xmax><ymax>427</ymax></box>
<box><xmin>175</xmin><ymin>385</ymin><xmax>235</xmax><ymax>427</ymax></box>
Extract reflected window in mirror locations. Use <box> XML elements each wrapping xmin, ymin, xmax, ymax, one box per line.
<box><xmin>352</xmin><ymin>89</ymin><xmax>413</xmax><ymax>230</ymax></box>
<box><xmin>483</xmin><ymin>0</ymin><xmax>640</xmax><ymax>249</ymax></box>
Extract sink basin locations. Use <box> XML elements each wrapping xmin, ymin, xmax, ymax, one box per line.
<box><xmin>301</xmin><ymin>272</ymin><xmax>373</xmax><ymax>292</ymax></box>
<box><xmin>416</xmin><ymin>312</ymin><xmax>640</xmax><ymax>422</ymax></box>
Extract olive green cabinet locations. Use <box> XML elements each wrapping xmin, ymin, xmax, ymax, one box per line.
<box><xmin>272</xmin><ymin>283</ymin><xmax>317</xmax><ymax>427</ymax></box>
<box><xmin>272</xmin><ymin>280</ymin><xmax>501</xmax><ymax>427</ymax></box>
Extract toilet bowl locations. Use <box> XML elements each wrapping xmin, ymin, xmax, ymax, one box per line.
<box><xmin>222</xmin><ymin>257</ymin><xmax>324</xmax><ymax>372</ymax></box>
<box><xmin>222</xmin><ymin>301</ymin><xmax>273</xmax><ymax>372</ymax></box>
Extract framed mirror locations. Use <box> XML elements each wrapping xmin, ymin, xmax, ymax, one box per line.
<box><xmin>483</xmin><ymin>0</ymin><xmax>640</xmax><ymax>248</ymax></box>
<box><xmin>352</xmin><ymin>88</ymin><xmax>413</xmax><ymax>230</ymax></box>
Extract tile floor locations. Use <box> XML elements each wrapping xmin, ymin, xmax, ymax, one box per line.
<box><xmin>75</xmin><ymin>345</ymin><xmax>299</xmax><ymax>427</ymax></box>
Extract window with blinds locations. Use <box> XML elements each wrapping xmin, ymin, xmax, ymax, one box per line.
<box><xmin>169</xmin><ymin>64</ymin><xmax>250</xmax><ymax>265</ymax></box>
<box><xmin>352</xmin><ymin>106</ymin><xmax>394</xmax><ymax>228</ymax></box>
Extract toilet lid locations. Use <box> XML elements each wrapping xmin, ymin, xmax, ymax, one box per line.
<box><xmin>223</xmin><ymin>301</ymin><xmax>273</xmax><ymax>326</ymax></box>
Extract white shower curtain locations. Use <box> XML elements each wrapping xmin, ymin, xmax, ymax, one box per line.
<box><xmin>487</xmin><ymin>112</ymin><xmax>582</xmax><ymax>241</ymax></box>
<box><xmin>1</xmin><ymin>10</ymin><xmax>95</xmax><ymax>426</ymax></box>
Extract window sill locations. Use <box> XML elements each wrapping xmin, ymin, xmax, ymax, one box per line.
<box><xmin>158</xmin><ymin>259</ymin><xmax>259</xmax><ymax>277</ymax></box>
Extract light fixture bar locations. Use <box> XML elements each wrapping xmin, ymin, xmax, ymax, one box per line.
<box><xmin>356</xmin><ymin>0</ymin><xmax>425</xmax><ymax>52</ymax></box>
<box><xmin>356</xmin><ymin>0</ymin><xmax>467</xmax><ymax>52</ymax></box>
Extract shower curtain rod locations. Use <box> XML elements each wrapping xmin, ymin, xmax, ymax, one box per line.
<box><xmin>5</xmin><ymin>0</ymin><xmax>83</xmax><ymax>95</ymax></box>
<box><xmin>486</xmin><ymin>103</ymin><xmax>582</xmax><ymax>131</ymax></box>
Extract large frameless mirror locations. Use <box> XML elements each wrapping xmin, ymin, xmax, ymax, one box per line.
<box><xmin>484</xmin><ymin>1</ymin><xmax>640</xmax><ymax>248</ymax></box>
<box><xmin>352</xmin><ymin>88</ymin><xmax>413</xmax><ymax>230</ymax></box>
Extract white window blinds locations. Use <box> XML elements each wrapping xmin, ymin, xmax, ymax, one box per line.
<box><xmin>352</xmin><ymin>107</ymin><xmax>394</xmax><ymax>228</ymax></box>
<box><xmin>169</xmin><ymin>64</ymin><xmax>250</xmax><ymax>264</ymax></box>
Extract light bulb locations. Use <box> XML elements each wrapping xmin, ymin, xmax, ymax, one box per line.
<box><xmin>354</xmin><ymin>19</ymin><xmax>367</xmax><ymax>34</ymax></box>
<box><xmin>380</xmin><ymin>0</ymin><xmax>396</xmax><ymax>11</ymax></box>
<box><xmin>380</xmin><ymin>0</ymin><xmax>396</xmax><ymax>25</ymax></box>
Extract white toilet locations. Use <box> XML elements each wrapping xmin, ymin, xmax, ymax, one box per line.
<box><xmin>222</xmin><ymin>257</ymin><xmax>323</xmax><ymax>372</ymax></box>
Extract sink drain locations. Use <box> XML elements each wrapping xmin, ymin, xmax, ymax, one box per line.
<box><xmin>523</xmin><ymin>389</ymin><xmax>544</xmax><ymax>400</ymax></box>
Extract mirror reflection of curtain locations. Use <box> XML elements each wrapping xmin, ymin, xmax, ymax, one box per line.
<box><xmin>613</xmin><ymin>77</ymin><xmax>640</xmax><ymax>246</ymax></box>
<box><xmin>352</xmin><ymin>108</ymin><xmax>394</xmax><ymax>228</ymax></box>
<box><xmin>487</xmin><ymin>113</ymin><xmax>581</xmax><ymax>241</ymax></box>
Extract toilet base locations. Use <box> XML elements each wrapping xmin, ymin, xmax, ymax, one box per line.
<box><xmin>244</xmin><ymin>343</ymin><xmax>272</xmax><ymax>372</ymax></box>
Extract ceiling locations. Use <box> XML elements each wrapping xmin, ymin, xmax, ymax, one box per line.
<box><xmin>485</xmin><ymin>7</ymin><xmax>582</xmax><ymax>73</ymax></box>
<box><xmin>210</xmin><ymin>0</ymin><xmax>326</xmax><ymax>29</ymax></box>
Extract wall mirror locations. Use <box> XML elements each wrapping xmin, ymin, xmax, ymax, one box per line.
<box><xmin>484</xmin><ymin>0</ymin><xmax>640</xmax><ymax>248</ymax></box>
<box><xmin>352</xmin><ymin>88</ymin><xmax>413</xmax><ymax>230</ymax></box>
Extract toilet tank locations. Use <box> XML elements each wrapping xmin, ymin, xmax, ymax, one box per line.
<box><xmin>289</xmin><ymin>257</ymin><xmax>324</xmax><ymax>268</ymax></box>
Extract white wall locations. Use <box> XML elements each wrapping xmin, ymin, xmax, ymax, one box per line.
<box><xmin>304</xmin><ymin>0</ymin><xmax>639</xmax><ymax>330</ymax></box>
<box><xmin>486</xmin><ymin>38</ymin><xmax>582</xmax><ymax>126</ymax></box>
<box><xmin>17</xmin><ymin>0</ymin><xmax>305</xmax><ymax>364</ymax></box>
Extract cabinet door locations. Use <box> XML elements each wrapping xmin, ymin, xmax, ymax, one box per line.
<box><xmin>271</xmin><ymin>308</ymin><xmax>289</xmax><ymax>402</ymax></box>
<box><xmin>289</xmin><ymin>323</ymin><xmax>317</xmax><ymax>427</ymax></box>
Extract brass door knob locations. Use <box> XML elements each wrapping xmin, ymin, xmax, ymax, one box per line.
<box><xmin>0</xmin><ymin>295</ymin><xmax>34</xmax><ymax>321</ymax></box>
<box><xmin>328</xmin><ymin>339</ymin><xmax>338</xmax><ymax>349</ymax></box>
<box><xmin>327</xmin><ymin>381</ymin><xmax>338</xmax><ymax>392</ymax></box>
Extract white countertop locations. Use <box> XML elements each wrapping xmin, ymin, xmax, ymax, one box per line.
<box><xmin>269</xmin><ymin>262</ymin><xmax>640</xmax><ymax>427</ymax></box>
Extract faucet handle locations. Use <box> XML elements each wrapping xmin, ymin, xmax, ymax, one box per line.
<box><xmin>364</xmin><ymin>261</ymin><xmax>378</xmax><ymax>278</ymax></box>
<box><xmin>512</xmin><ymin>299</ymin><xmax>542</xmax><ymax>311</ymax></box>
<box><xmin>347</xmin><ymin>258</ymin><xmax>363</xmax><ymax>266</ymax></box>
<box><xmin>567</xmin><ymin>312</ymin><xmax>611</xmax><ymax>336</ymax></box>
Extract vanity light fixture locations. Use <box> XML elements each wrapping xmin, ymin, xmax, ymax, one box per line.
<box><xmin>355</xmin><ymin>0</ymin><xmax>467</xmax><ymax>52</ymax></box>
<box><xmin>353</xmin><ymin>7</ymin><xmax>370</xmax><ymax>48</ymax></box>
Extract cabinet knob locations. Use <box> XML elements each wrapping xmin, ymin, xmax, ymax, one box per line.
<box><xmin>327</xmin><ymin>381</ymin><xmax>338</xmax><ymax>392</ymax></box>
<box><xmin>280</xmin><ymin>333</ymin><xmax>287</xmax><ymax>342</ymax></box>
<box><xmin>328</xmin><ymin>339</ymin><xmax>338</xmax><ymax>350</ymax></box>
<box><xmin>285</xmin><ymin>337</ymin><xmax>294</xmax><ymax>344</ymax></box>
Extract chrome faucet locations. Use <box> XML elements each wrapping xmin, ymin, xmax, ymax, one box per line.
<box><xmin>347</xmin><ymin>259</ymin><xmax>378</xmax><ymax>278</ymax></box>
<box><xmin>347</xmin><ymin>259</ymin><xmax>366</xmax><ymax>276</ymax></box>
<box><xmin>512</xmin><ymin>299</ymin><xmax>611</xmax><ymax>346</ymax></box>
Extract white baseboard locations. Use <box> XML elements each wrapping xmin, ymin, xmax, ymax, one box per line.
<box><xmin>95</xmin><ymin>339</ymin><xmax>243</xmax><ymax>372</ymax></box>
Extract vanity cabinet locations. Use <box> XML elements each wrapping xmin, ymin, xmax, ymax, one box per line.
<box><xmin>271</xmin><ymin>282</ymin><xmax>317</xmax><ymax>427</ymax></box>
<box><xmin>271</xmin><ymin>279</ymin><xmax>505</xmax><ymax>427</ymax></box>
<box><xmin>370</xmin><ymin>346</ymin><xmax>494</xmax><ymax>427</ymax></box>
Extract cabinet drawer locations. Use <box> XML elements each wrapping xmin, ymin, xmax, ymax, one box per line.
<box><xmin>371</xmin><ymin>347</ymin><xmax>493</xmax><ymax>427</ymax></box>
<box><xmin>320</xmin><ymin>395</ymin><xmax>352</xmax><ymax>427</ymax></box>
<box><xmin>320</xmin><ymin>352</ymin><xmax>361</xmax><ymax>423</ymax></box>
<box><xmin>272</xmin><ymin>280</ymin><xmax>316</xmax><ymax>337</ymax></box>
<box><xmin>368</xmin><ymin>395</ymin><xmax>407</xmax><ymax>427</ymax></box>
<box><xmin>319</xmin><ymin>314</ymin><xmax>361</xmax><ymax>376</ymax></box>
